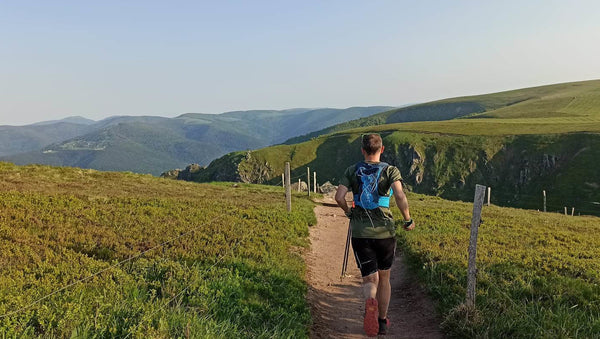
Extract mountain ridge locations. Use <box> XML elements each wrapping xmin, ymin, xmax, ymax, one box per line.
<box><xmin>1</xmin><ymin>106</ymin><xmax>394</xmax><ymax>175</ymax></box>
<box><xmin>285</xmin><ymin>79</ymin><xmax>600</xmax><ymax>144</ymax></box>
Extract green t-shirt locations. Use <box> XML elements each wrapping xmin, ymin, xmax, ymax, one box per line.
<box><xmin>338</xmin><ymin>162</ymin><xmax>403</xmax><ymax>239</ymax></box>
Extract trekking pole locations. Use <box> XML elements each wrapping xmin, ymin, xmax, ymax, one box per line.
<box><xmin>341</xmin><ymin>221</ymin><xmax>352</xmax><ymax>280</ymax></box>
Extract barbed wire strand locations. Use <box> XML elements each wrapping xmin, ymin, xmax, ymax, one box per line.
<box><xmin>0</xmin><ymin>214</ymin><xmax>227</xmax><ymax>319</ymax></box>
<box><xmin>123</xmin><ymin>232</ymin><xmax>245</xmax><ymax>338</ymax></box>
<box><xmin>479</xmin><ymin>269</ymin><xmax>554</xmax><ymax>338</ymax></box>
<box><xmin>272</xmin><ymin>172</ymin><xmax>313</xmax><ymax>187</ymax></box>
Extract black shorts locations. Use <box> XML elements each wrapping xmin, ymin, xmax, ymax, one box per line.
<box><xmin>351</xmin><ymin>237</ymin><xmax>397</xmax><ymax>277</ymax></box>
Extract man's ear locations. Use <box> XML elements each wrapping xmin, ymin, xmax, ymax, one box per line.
<box><xmin>361</xmin><ymin>148</ymin><xmax>366</xmax><ymax>156</ymax></box>
<box><xmin>380</xmin><ymin>146</ymin><xmax>385</xmax><ymax>153</ymax></box>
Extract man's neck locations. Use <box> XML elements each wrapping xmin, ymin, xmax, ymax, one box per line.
<box><xmin>363</xmin><ymin>155</ymin><xmax>381</xmax><ymax>162</ymax></box>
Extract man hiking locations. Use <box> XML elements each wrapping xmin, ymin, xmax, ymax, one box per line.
<box><xmin>335</xmin><ymin>133</ymin><xmax>414</xmax><ymax>337</ymax></box>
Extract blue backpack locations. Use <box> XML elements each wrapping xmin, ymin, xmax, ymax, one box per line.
<box><xmin>354</xmin><ymin>162</ymin><xmax>392</xmax><ymax>210</ymax></box>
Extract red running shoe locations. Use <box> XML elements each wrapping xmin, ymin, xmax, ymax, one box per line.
<box><xmin>364</xmin><ymin>298</ymin><xmax>379</xmax><ymax>337</ymax></box>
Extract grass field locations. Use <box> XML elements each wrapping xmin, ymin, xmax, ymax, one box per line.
<box><xmin>2</xmin><ymin>160</ymin><xmax>600</xmax><ymax>338</ymax></box>
<box><xmin>0</xmin><ymin>162</ymin><xmax>315</xmax><ymax>338</ymax></box>
<box><xmin>395</xmin><ymin>192</ymin><xmax>600</xmax><ymax>338</ymax></box>
<box><xmin>286</xmin><ymin>79</ymin><xmax>600</xmax><ymax>144</ymax></box>
<box><xmin>342</xmin><ymin>117</ymin><xmax>600</xmax><ymax>136</ymax></box>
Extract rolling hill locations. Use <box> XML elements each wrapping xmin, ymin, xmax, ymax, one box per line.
<box><xmin>285</xmin><ymin>79</ymin><xmax>600</xmax><ymax>143</ymax></box>
<box><xmin>0</xmin><ymin>119</ymin><xmax>96</xmax><ymax>157</ymax></box>
<box><xmin>1</xmin><ymin>106</ymin><xmax>393</xmax><ymax>175</ymax></box>
<box><xmin>184</xmin><ymin>80</ymin><xmax>600</xmax><ymax>216</ymax></box>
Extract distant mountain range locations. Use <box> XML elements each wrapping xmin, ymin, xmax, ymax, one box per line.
<box><xmin>0</xmin><ymin>107</ymin><xmax>394</xmax><ymax>175</ymax></box>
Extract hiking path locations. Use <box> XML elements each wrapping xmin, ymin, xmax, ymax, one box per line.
<box><xmin>306</xmin><ymin>196</ymin><xmax>445</xmax><ymax>339</ymax></box>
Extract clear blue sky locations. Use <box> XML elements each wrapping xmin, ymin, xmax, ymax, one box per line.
<box><xmin>1</xmin><ymin>0</ymin><xmax>599</xmax><ymax>125</ymax></box>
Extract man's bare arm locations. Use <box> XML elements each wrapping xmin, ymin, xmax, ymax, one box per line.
<box><xmin>391</xmin><ymin>180</ymin><xmax>415</xmax><ymax>230</ymax></box>
<box><xmin>335</xmin><ymin>184</ymin><xmax>350</xmax><ymax>214</ymax></box>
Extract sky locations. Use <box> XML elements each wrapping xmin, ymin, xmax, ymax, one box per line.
<box><xmin>1</xmin><ymin>0</ymin><xmax>600</xmax><ymax>126</ymax></box>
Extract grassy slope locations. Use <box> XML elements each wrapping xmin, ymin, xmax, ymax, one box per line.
<box><xmin>2</xmin><ymin>161</ymin><xmax>599</xmax><ymax>338</ymax></box>
<box><xmin>394</xmin><ymin>193</ymin><xmax>600</xmax><ymax>338</ymax></box>
<box><xmin>195</xmin><ymin>80</ymin><xmax>600</xmax><ymax>216</ymax></box>
<box><xmin>196</xmin><ymin>130</ymin><xmax>600</xmax><ymax>216</ymax></box>
<box><xmin>0</xmin><ymin>162</ymin><xmax>315</xmax><ymax>338</ymax></box>
<box><xmin>286</xmin><ymin>79</ymin><xmax>600</xmax><ymax>143</ymax></box>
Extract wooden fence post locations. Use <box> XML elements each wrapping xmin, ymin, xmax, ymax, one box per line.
<box><xmin>285</xmin><ymin>163</ymin><xmax>291</xmax><ymax>212</ymax></box>
<box><xmin>571</xmin><ymin>207</ymin><xmax>575</xmax><ymax>216</ymax></box>
<box><xmin>307</xmin><ymin>167</ymin><xmax>310</xmax><ymax>197</ymax></box>
<box><xmin>314</xmin><ymin>172</ymin><xmax>317</xmax><ymax>193</ymax></box>
<box><xmin>543</xmin><ymin>190</ymin><xmax>546</xmax><ymax>212</ymax></box>
<box><xmin>564</xmin><ymin>207</ymin><xmax>567</xmax><ymax>216</ymax></box>
<box><xmin>467</xmin><ymin>184</ymin><xmax>486</xmax><ymax>308</ymax></box>
<box><xmin>487</xmin><ymin>187</ymin><xmax>491</xmax><ymax>206</ymax></box>
<box><xmin>298</xmin><ymin>179</ymin><xmax>301</xmax><ymax>192</ymax></box>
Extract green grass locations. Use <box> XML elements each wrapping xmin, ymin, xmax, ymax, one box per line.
<box><xmin>286</xmin><ymin>79</ymin><xmax>600</xmax><ymax>144</ymax></box>
<box><xmin>0</xmin><ymin>162</ymin><xmax>315</xmax><ymax>338</ymax></box>
<box><xmin>341</xmin><ymin>117</ymin><xmax>600</xmax><ymax>136</ymax></box>
<box><xmin>394</xmin><ymin>192</ymin><xmax>600</xmax><ymax>338</ymax></box>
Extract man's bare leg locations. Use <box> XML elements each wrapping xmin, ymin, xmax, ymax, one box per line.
<box><xmin>362</xmin><ymin>272</ymin><xmax>379</xmax><ymax>299</ymax></box>
<box><xmin>376</xmin><ymin>269</ymin><xmax>391</xmax><ymax>319</ymax></box>
<box><xmin>362</xmin><ymin>271</ymin><xmax>380</xmax><ymax>336</ymax></box>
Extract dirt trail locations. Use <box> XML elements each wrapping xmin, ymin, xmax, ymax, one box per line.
<box><xmin>306</xmin><ymin>198</ymin><xmax>445</xmax><ymax>339</ymax></box>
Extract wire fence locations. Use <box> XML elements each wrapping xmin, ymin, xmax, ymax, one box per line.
<box><xmin>272</xmin><ymin>172</ymin><xmax>312</xmax><ymax>188</ymax></box>
<box><xmin>477</xmin><ymin>267</ymin><xmax>554</xmax><ymax>337</ymax></box>
<box><xmin>0</xmin><ymin>213</ymin><xmax>227</xmax><ymax>320</ymax></box>
<box><xmin>486</xmin><ymin>191</ymin><xmax>599</xmax><ymax>215</ymax></box>
<box><xmin>469</xmin><ymin>186</ymin><xmax>595</xmax><ymax>336</ymax></box>
<box><xmin>123</xmin><ymin>236</ymin><xmax>241</xmax><ymax>338</ymax></box>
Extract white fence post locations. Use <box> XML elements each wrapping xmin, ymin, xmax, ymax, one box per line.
<box><xmin>307</xmin><ymin>167</ymin><xmax>311</xmax><ymax>197</ymax></box>
<box><xmin>467</xmin><ymin>184</ymin><xmax>486</xmax><ymax>308</ymax></box>
<box><xmin>543</xmin><ymin>190</ymin><xmax>546</xmax><ymax>212</ymax></box>
<box><xmin>285</xmin><ymin>163</ymin><xmax>291</xmax><ymax>212</ymax></box>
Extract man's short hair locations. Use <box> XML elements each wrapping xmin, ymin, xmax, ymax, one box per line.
<box><xmin>362</xmin><ymin>134</ymin><xmax>382</xmax><ymax>155</ymax></box>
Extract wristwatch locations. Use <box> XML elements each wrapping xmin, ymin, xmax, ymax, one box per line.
<box><xmin>403</xmin><ymin>218</ymin><xmax>414</xmax><ymax>228</ymax></box>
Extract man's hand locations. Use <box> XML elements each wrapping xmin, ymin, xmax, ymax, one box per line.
<box><xmin>403</xmin><ymin>219</ymin><xmax>415</xmax><ymax>231</ymax></box>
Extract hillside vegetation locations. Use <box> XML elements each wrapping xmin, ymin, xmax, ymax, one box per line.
<box><xmin>188</xmin><ymin>131</ymin><xmax>600</xmax><ymax>216</ymax></box>
<box><xmin>1</xmin><ymin>161</ymin><xmax>599</xmax><ymax>338</ymax></box>
<box><xmin>2</xmin><ymin>107</ymin><xmax>393</xmax><ymax>175</ymax></box>
<box><xmin>0</xmin><ymin>162</ymin><xmax>315</xmax><ymax>338</ymax></box>
<box><xmin>396</xmin><ymin>193</ymin><xmax>600</xmax><ymax>338</ymax></box>
<box><xmin>0</xmin><ymin>122</ymin><xmax>95</xmax><ymax>157</ymax></box>
<box><xmin>286</xmin><ymin>79</ymin><xmax>600</xmax><ymax>143</ymax></box>
<box><xmin>190</xmin><ymin>80</ymin><xmax>600</xmax><ymax>216</ymax></box>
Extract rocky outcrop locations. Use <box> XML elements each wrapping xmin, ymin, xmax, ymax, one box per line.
<box><xmin>165</xmin><ymin>132</ymin><xmax>599</xmax><ymax>216</ymax></box>
<box><xmin>291</xmin><ymin>181</ymin><xmax>308</xmax><ymax>192</ymax></box>
<box><xmin>160</xmin><ymin>169</ymin><xmax>180</xmax><ymax>179</ymax></box>
<box><xmin>237</xmin><ymin>152</ymin><xmax>273</xmax><ymax>183</ymax></box>
<box><xmin>177</xmin><ymin>164</ymin><xmax>203</xmax><ymax>181</ymax></box>
<box><xmin>382</xmin><ymin>144</ymin><xmax>425</xmax><ymax>188</ymax></box>
<box><xmin>319</xmin><ymin>181</ymin><xmax>337</xmax><ymax>194</ymax></box>
<box><xmin>160</xmin><ymin>163</ymin><xmax>205</xmax><ymax>181</ymax></box>
<box><xmin>542</xmin><ymin>154</ymin><xmax>559</xmax><ymax>171</ymax></box>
